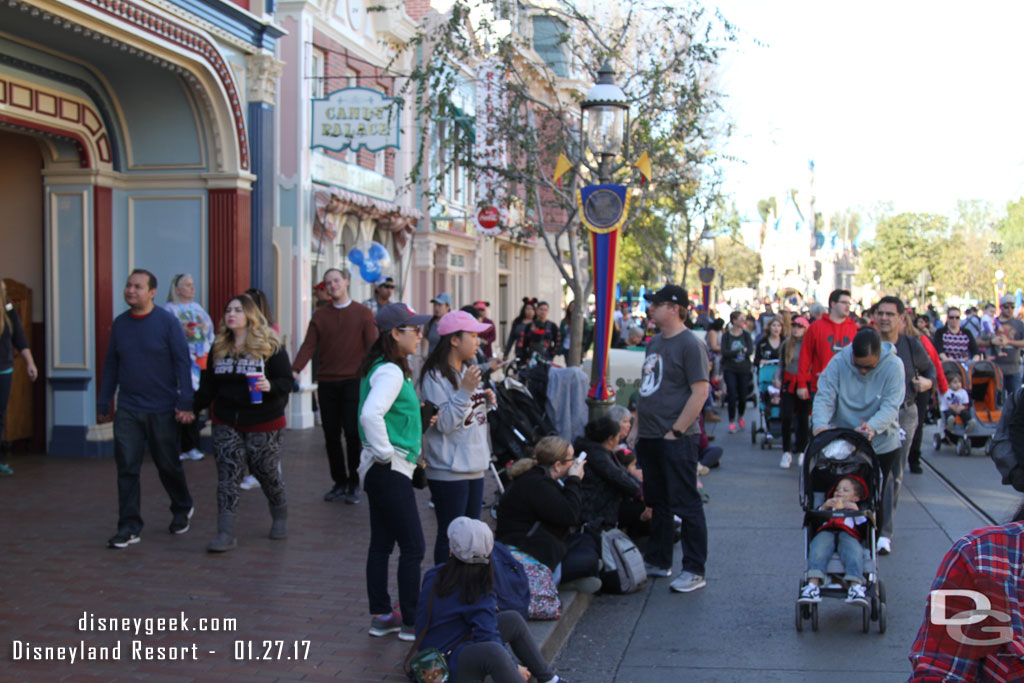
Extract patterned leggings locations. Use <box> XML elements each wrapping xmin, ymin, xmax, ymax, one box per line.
<box><xmin>212</xmin><ymin>424</ymin><xmax>286</xmax><ymax>513</ymax></box>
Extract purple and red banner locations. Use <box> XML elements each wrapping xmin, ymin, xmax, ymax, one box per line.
<box><xmin>579</xmin><ymin>184</ymin><xmax>631</xmax><ymax>401</ymax></box>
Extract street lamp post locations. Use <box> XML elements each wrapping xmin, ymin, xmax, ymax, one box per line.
<box><xmin>580</xmin><ymin>61</ymin><xmax>630</xmax><ymax>420</ymax></box>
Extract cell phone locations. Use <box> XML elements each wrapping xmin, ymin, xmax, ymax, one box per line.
<box><xmin>420</xmin><ymin>401</ymin><xmax>439</xmax><ymax>433</ymax></box>
<box><xmin>576</xmin><ymin>451</ymin><xmax>587</xmax><ymax>464</ymax></box>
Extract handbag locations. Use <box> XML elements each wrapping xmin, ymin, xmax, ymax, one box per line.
<box><xmin>403</xmin><ymin>579</ymin><xmax>471</xmax><ymax>683</ymax></box>
<box><xmin>412</xmin><ymin>460</ymin><xmax>428</xmax><ymax>490</ymax></box>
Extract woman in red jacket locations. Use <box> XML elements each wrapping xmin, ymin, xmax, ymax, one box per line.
<box><xmin>905</xmin><ymin>311</ymin><xmax>947</xmax><ymax>474</ymax></box>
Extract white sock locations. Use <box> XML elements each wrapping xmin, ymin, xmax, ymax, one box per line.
<box><xmin>544</xmin><ymin>677</ymin><xmax>559</xmax><ymax>683</ymax></box>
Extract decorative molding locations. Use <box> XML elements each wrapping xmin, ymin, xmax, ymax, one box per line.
<box><xmin>246</xmin><ymin>52</ymin><xmax>284</xmax><ymax>105</ymax></box>
<box><xmin>0</xmin><ymin>74</ymin><xmax>113</xmax><ymax>169</ymax></box>
<box><xmin>9</xmin><ymin>0</ymin><xmax>252</xmax><ymax>171</ymax></box>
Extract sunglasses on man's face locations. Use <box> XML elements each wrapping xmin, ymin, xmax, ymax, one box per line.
<box><xmin>380</xmin><ymin>284</ymin><xmax>395</xmax><ymax>289</ymax></box>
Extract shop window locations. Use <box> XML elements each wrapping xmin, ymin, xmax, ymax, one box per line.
<box><xmin>532</xmin><ymin>16</ymin><xmax>568</xmax><ymax>77</ymax></box>
<box><xmin>310</xmin><ymin>48</ymin><xmax>325</xmax><ymax>99</ymax></box>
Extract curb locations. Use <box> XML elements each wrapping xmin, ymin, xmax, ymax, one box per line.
<box><xmin>528</xmin><ymin>590</ymin><xmax>592</xmax><ymax>662</ymax></box>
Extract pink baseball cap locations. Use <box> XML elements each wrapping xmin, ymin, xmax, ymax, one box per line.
<box><xmin>438</xmin><ymin>310</ymin><xmax>492</xmax><ymax>336</ymax></box>
<box><xmin>792</xmin><ymin>316</ymin><xmax>811</xmax><ymax>328</ymax></box>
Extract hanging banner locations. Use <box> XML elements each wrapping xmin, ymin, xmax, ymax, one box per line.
<box><xmin>589</xmin><ymin>227</ymin><xmax>620</xmax><ymax>401</ymax></box>
<box><xmin>311</xmin><ymin>87</ymin><xmax>402</xmax><ymax>153</ymax></box>
<box><xmin>581</xmin><ymin>183</ymin><xmax>630</xmax><ymax>402</ymax></box>
<box><xmin>577</xmin><ymin>184</ymin><xmax>631</xmax><ymax>234</ymax></box>
<box><xmin>473</xmin><ymin>58</ymin><xmax>508</xmax><ymax>236</ymax></box>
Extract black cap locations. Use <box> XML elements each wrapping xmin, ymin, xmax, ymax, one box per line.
<box><xmin>644</xmin><ymin>284</ymin><xmax>687</xmax><ymax>305</ymax></box>
<box><xmin>375</xmin><ymin>303</ymin><xmax>431</xmax><ymax>331</ymax></box>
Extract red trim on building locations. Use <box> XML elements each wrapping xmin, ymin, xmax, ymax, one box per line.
<box><xmin>0</xmin><ymin>114</ymin><xmax>91</xmax><ymax>168</ymax></box>
<box><xmin>94</xmin><ymin>186</ymin><xmax>113</xmax><ymax>399</ymax></box>
<box><xmin>209</xmin><ymin>188</ymin><xmax>251</xmax><ymax>314</ymax></box>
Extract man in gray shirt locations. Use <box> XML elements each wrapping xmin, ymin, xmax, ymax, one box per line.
<box><xmin>980</xmin><ymin>294</ymin><xmax>1024</xmax><ymax>395</ymax></box>
<box><xmin>636</xmin><ymin>284</ymin><xmax>710</xmax><ymax>593</ymax></box>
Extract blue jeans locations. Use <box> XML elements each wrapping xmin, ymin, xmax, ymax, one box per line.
<box><xmin>113</xmin><ymin>409</ymin><xmax>194</xmax><ymax>534</ymax></box>
<box><xmin>637</xmin><ymin>436</ymin><xmax>707</xmax><ymax>575</ymax></box>
<box><xmin>364</xmin><ymin>463</ymin><xmax>425</xmax><ymax>626</ymax></box>
<box><xmin>1005</xmin><ymin>373</ymin><xmax>1021</xmax><ymax>396</ymax></box>
<box><xmin>427</xmin><ymin>477</ymin><xmax>484</xmax><ymax>565</ymax></box>
<box><xmin>807</xmin><ymin>530</ymin><xmax>864</xmax><ymax>584</ymax></box>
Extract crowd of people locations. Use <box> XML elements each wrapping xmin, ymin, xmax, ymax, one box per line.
<box><xmin>8</xmin><ymin>262</ymin><xmax>1024</xmax><ymax>681</ymax></box>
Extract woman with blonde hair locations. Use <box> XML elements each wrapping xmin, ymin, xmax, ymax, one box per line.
<box><xmin>193</xmin><ymin>294</ymin><xmax>292</xmax><ymax>552</ymax></box>
<box><xmin>495</xmin><ymin>436</ymin><xmax>601</xmax><ymax>593</ymax></box>
<box><xmin>0</xmin><ymin>279</ymin><xmax>38</xmax><ymax>475</ymax></box>
<box><xmin>164</xmin><ymin>273</ymin><xmax>215</xmax><ymax>461</ymax></box>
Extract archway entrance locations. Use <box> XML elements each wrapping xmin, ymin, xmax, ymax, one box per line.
<box><xmin>0</xmin><ymin>130</ymin><xmax>45</xmax><ymax>451</ymax></box>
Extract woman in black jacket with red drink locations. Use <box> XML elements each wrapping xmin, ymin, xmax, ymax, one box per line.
<box><xmin>193</xmin><ymin>293</ymin><xmax>292</xmax><ymax>552</ymax></box>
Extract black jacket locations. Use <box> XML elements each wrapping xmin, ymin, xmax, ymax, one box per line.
<box><xmin>895</xmin><ymin>334</ymin><xmax>935</xmax><ymax>407</ymax></box>
<box><xmin>575</xmin><ymin>438</ymin><xmax>641</xmax><ymax>530</ymax></box>
<box><xmin>495</xmin><ymin>465</ymin><xmax>582</xmax><ymax>569</ymax></box>
<box><xmin>193</xmin><ymin>347</ymin><xmax>292</xmax><ymax>426</ymax></box>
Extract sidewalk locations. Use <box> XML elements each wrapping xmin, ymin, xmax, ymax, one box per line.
<box><xmin>0</xmin><ymin>428</ymin><xmax>585</xmax><ymax>680</ymax></box>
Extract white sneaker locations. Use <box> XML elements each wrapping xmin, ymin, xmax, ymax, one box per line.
<box><xmin>845</xmin><ymin>583</ymin><xmax>869</xmax><ymax>606</ymax></box>
<box><xmin>187</xmin><ymin>449</ymin><xmax>205</xmax><ymax>461</ymax></box>
<box><xmin>798</xmin><ymin>583</ymin><xmax>821</xmax><ymax>603</ymax></box>
<box><xmin>797</xmin><ymin>452</ymin><xmax>804</xmax><ymax>467</ymax></box>
<box><xmin>178</xmin><ymin>452</ymin><xmax>190</xmax><ymax>461</ymax></box>
<box><xmin>877</xmin><ymin>537</ymin><xmax>892</xmax><ymax>555</ymax></box>
<box><xmin>779</xmin><ymin>452</ymin><xmax>792</xmax><ymax>469</ymax></box>
<box><xmin>240</xmin><ymin>475</ymin><xmax>260</xmax><ymax>490</ymax></box>
<box><xmin>697</xmin><ymin>463</ymin><xmax>710</xmax><ymax>476</ymax></box>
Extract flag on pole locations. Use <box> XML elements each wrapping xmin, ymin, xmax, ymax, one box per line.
<box><xmin>553</xmin><ymin>153</ymin><xmax>572</xmax><ymax>188</ymax></box>
<box><xmin>633</xmin><ymin>152</ymin><xmax>652</xmax><ymax>186</ymax></box>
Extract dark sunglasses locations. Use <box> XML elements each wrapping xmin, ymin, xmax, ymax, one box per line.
<box><xmin>379</xmin><ymin>284</ymin><xmax>395</xmax><ymax>289</ymax></box>
<box><xmin>948</xmin><ymin>315</ymin><xmax>960</xmax><ymax>320</ymax></box>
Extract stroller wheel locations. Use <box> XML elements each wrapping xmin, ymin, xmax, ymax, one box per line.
<box><xmin>795</xmin><ymin>602</ymin><xmax>803</xmax><ymax>632</ymax></box>
<box><xmin>878</xmin><ymin>601</ymin><xmax>887</xmax><ymax>634</ymax></box>
<box><xmin>932</xmin><ymin>433</ymin><xmax>941</xmax><ymax>451</ymax></box>
<box><xmin>862</xmin><ymin>605</ymin><xmax>870</xmax><ymax>633</ymax></box>
<box><xmin>810</xmin><ymin>603</ymin><xmax>819</xmax><ymax>631</ymax></box>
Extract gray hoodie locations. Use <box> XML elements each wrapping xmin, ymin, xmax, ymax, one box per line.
<box><xmin>420</xmin><ymin>366</ymin><xmax>491</xmax><ymax>481</ymax></box>
<box><xmin>812</xmin><ymin>341</ymin><xmax>906</xmax><ymax>454</ymax></box>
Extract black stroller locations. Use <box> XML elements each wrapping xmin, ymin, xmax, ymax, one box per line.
<box><xmin>796</xmin><ymin>429</ymin><xmax>887</xmax><ymax>634</ymax></box>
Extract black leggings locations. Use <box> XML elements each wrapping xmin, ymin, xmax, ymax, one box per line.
<box><xmin>908</xmin><ymin>391</ymin><xmax>931</xmax><ymax>467</ymax></box>
<box><xmin>780</xmin><ymin>391</ymin><xmax>811</xmax><ymax>453</ymax></box>
<box><xmin>454</xmin><ymin>611</ymin><xmax>554</xmax><ymax>683</ymax></box>
<box><xmin>723</xmin><ymin>370</ymin><xmax>751</xmax><ymax>421</ymax></box>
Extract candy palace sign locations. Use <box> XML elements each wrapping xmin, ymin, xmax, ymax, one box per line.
<box><xmin>311</xmin><ymin>87</ymin><xmax>401</xmax><ymax>153</ymax></box>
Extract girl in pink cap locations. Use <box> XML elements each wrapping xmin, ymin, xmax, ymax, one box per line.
<box><xmin>419</xmin><ymin>310</ymin><xmax>497</xmax><ymax>565</ymax></box>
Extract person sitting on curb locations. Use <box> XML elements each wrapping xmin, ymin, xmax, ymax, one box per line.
<box><xmin>412</xmin><ymin>517</ymin><xmax>574</xmax><ymax>683</ymax></box>
<box><xmin>495</xmin><ymin>436</ymin><xmax>602</xmax><ymax>594</ymax></box>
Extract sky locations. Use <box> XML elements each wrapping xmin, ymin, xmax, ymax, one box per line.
<box><xmin>711</xmin><ymin>1</ymin><xmax>1024</xmax><ymax>229</ymax></box>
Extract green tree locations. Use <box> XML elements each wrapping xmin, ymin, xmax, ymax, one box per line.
<box><xmin>395</xmin><ymin>0</ymin><xmax>735</xmax><ymax>366</ymax></box>
<box><xmin>859</xmin><ymin>213</ymin><xmax>947</xmax><ymax>298</ymax></box>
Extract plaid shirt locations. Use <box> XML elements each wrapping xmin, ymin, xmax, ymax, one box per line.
<box><xmin>908</xmin><ymin>522</ymin><xmax>1024</xmax><ymax>682</ymax></box>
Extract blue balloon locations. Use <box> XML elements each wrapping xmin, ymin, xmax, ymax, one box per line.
<box><xmin>368</xmin><ymin>242</ymin><xmax>388</xmax><ymax>261</ymax></box>
<box><xmin>349</xmin><ymin>248</ymin><xmax>365</xmax><ymax>266</ymax></box>
<box><xmin>360</xmin><ymin>261</ymin><xmax>382</xmax><ymax>283</ymax></box>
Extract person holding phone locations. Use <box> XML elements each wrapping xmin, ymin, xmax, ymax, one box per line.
<box><xmin>420</xmin><ymin>310</ymin><xmax>497</xmax><ymax>565</ymax></box>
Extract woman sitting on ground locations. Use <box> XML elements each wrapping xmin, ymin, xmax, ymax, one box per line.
<box><xmin>413</xmin><ymin>517</ymin><xmax>572</xmax><ymax>683</ymax></box>
<box><xmin>575</xmin><ymin>416</ymin><xmax>650</xmax><ymax>541</ymax></box>
<box><xmin>495</xmin><ymin>436</ymin><xmax>601</xmax><ymax>593</ymax></box>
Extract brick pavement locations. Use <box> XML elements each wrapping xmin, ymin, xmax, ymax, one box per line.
<box><xmin>0</xmin><ymin>427</ymin><xmax>507</xmax><ymax>681</ymax></box>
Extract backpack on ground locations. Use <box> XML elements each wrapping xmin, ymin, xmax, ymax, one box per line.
<box><xmin>507</xmin><ymin>546</ymin><xmax>561</xmax><ymax>620</ymax></box>
<box><xmin>600</xmin><ymin>528</ymin><xmax>647</xmax><ymax>594</ymax></box>
<box><xmin>987</xmin><ymin>386</ymin><xmax>1024</xmax><ymax>490</ymax></box>
<box><xmin>490</xmin><ymin>542</ymin><xmax>530</xmax><ymax>620</ymax></box>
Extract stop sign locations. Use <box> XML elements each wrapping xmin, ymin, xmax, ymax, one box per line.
<box><xmin>477</xmin><ymin>206</ymin><xmax>500</xmax><ymax>230</ymax></box>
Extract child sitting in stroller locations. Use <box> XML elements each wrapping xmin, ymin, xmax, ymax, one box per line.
<box><xmin>799</xmin><ymin>474</ymin><xmax>870</xmax><ymax>607</ymax></box>
<box><xmin>940</xmin><ymin>373</ymin><xmax>974</xmax><ymax>433</ymax></box>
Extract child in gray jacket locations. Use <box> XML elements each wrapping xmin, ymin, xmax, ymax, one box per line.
<box><xmin>420</xmin><ymin>310</ymin><xmax>497</xmax><ymax>565</ymax></box>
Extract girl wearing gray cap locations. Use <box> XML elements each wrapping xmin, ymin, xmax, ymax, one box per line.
<box><xmin>410</xmin><ymin>517</ymin><xmax>571</xmax><ymax>683</ymax></box>
<box><xmin>358</xmin><ymin>303</ymin><xmax>432</xmax><ymax>641</ymax></box>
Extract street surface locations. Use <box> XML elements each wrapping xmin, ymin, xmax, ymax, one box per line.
<box><xmin>554</xmin><ymin>421</ymin><xmax>1017</xmax><ymax>683</ymax></box>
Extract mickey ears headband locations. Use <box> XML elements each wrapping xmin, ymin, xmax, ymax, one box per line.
<box><xmin>523</xmin><ymin>297</ymin><xmax>538</xmax><ymax>305</ymax></box>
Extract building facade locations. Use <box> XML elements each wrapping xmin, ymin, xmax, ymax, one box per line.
<box><xmin>0</xmin><ymin>0</ymin><xmax>283</xmax><ymax>456</ymax></box>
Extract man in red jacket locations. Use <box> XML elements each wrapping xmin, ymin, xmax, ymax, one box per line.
<box><xmin>796</xmin><ymin>289</ymin><xmax>858</xmax><ymax>401</ymax></box>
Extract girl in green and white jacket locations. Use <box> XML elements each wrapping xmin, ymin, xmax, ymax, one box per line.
<box><xmin>358</xmin><ymin>303</ymin><xmax>431</xmax><ymax>642</ymax></box>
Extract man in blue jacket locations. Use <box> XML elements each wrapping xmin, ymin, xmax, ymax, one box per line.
<box><xmin>98</xmin><ymin>269</ymin><xmax>195</xmax><ymax>549</ymax></box>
